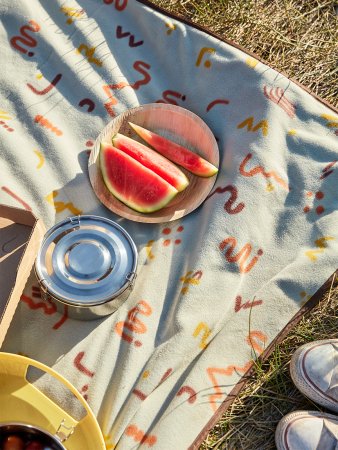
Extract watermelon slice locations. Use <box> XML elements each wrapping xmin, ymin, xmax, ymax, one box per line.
<box><xmin>129</xmin><ymin>122</ymin><xmax>218</xmax><ymax>178</ymax></box>
<box><xmin>112</xmin><ymin>133</ymin><xmax>189</xmax><ymax>192</ymax></box>
<box><xmin>100</xmin><ymin>142</ymin><xmax>178</xmax><ymax>213</ymax></box>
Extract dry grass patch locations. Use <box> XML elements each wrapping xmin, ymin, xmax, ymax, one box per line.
<box><xmin>151</xmin><ymin>0</ymin><xmax>338</xmax><ymax>106</ymax></box>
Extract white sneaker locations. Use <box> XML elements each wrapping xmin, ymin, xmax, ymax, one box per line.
<box><xmin>290</xmin><ymin>339</ymin><xmax>338</xmax><ymax>413</ymax></box>
<box><xmin>275</xmin><ymin>411</ymin><xmax>338</xmax><ymax>450</ymax></box>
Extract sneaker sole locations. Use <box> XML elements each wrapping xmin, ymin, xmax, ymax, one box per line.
<box><xmin>275</xmin><ymin>410</ymin><xmax>338</xmax><ymax>450</ymax></box>
<box><xmin>290</xmin><ymin>339</ymin><xmax>338</xmax><ymax>414</ymax></box>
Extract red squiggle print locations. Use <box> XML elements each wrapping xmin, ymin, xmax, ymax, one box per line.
<box><xmin>32</xmin><ymin>286</ymin><xmax>42</xmax><ymax>298</ymax></box>
<box><xmin>103</xmin><ymin>0</ymin><xmax>128</xmax><ymax>10</ymax></box>
<box><xmin>116</xmin><ymin>26</ymin><xmax>143</xmax><ymax>47</ymax></box>
<box><xmin>239</xmin><ymin>153</ymin><xmax>289</xmax><ymax>190</ymax></box>
<box><xmin>103</xmin><ymin>61</ymin><xmax>151</xmax><ymax>116</ymax></box>
<box><xmin>1</xmin><ymin>186</ymin><xmax>32</xmax><ymax>211</ymax></box>
<box><xmin>235</xmin><ymin>296</ymin><xmax>263</xmax><ymax>312</ymax></box>
<box><xmin>263</xmin><ymin>86</ymin><xmax>295</xmax><ymax>118</ymax></box>
<box><xmin>27</xmin><ymin>74</ymin><xmax>62</xmax><ymax>95</ymax></box>
<box><xmin>177</xmin><ymin>386</ymin><xmax>197</xmax><ymax>403</ymax></box>
<box><xmin>320</xmin><ymin>160</ymin><xmax>337</xmax><ymax>179</ymax></box>
<box><xmin>131</xmin><ymin>61</ymin><xmax>151</xmax><ymax>90</ymax></box>
<box><xmin>159</xmin><ymin>368</ymin><xmax>173</xmax><ymax>385</ymax></box>
<box><xmin>10</xmin><ymin>20</ymin><xmax>40</xmax><ymax>57</ymax></box>
<box><xmin>78</xmin><ymin>98</ymin><xmax>96</xmax><ymax>112</ymax></box>
<box><xmin>206</xmin><ymin>99</ymin><xmax>229</xmax><ymax>112</ymax></box>
<box><xmin>74</xmin><ymin>351</ymin><xmax>95</xmax><ymax>377</ymax></box>
<box><xmin>219</xmin><ymin>237</ymin><xmax>263</xmax><ymax>273</ymax></box>
<box><xmin>21</xmin><ymin>294</ymin><xmax>56</xmax><ymax>314</ymax></box>
<box><xmin>80</xmin><ymin>384</ymin><xmax>89</xmax><ymax>400</ymax></box>
<box><xmin>132</xmin><ymin>389</ymin><xmax>147</xmax><ymax>401</ymax></box>
<box><xmin>52</xmin><ymin>305</ymin><xmax>68</xmax><ymax>330</ymax></box>
<box><xmin>20</xmin><ymin>294</ymin><xmax>68</xmax><ymax>330</ymax></box>
<box><xmin>206</xmin><ymin>185</ymin><xmax>245</xmax><ymax>214</ymax></box>
<box><xmin>132</xmin><ymin>368</ymin><xmax>173</xmax><ymax>401</ymax></box>
<box><xmin>156</xmin><ymin>90</ymin><xmax>186</xmax><ymax>105</ymax></box>
<box><xmin>0</xmin><ymin>121</ymin><xmax>14</xmax><ymax>132</ymax></box>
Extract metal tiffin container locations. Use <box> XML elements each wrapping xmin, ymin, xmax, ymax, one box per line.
<box><xmin>34</xmin><ymin>215</ymin><xmax>138</xmax><ymax>320</ymax></box>
<box><xmin>0</xmin><ymin>422</ymin><xmax>69</xmax><ymax>449</ymax></box>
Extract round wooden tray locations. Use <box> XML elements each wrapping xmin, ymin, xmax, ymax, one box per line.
<box><xmin>88</xmin><ymin>103</ymin><xmax>219</xmax><ymax>223</ymax></box>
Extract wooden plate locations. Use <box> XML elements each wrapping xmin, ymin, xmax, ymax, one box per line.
<box><xmin>88</xmin><ymin>103</ymin><xmax>219</xmax><ymax>223</ymax></box>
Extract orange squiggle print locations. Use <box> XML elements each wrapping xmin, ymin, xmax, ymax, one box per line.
<box><xmin>125</xmin><ymin>425</ymin><xmax>157</xmax><ymax>447</ymax></box>
<box><xmin>207</xmin><ymin>330</ymin><xmax>268</xmax><ymax>411</ymax></box>
<box><xmin>246</xmin><ymin>330</ymin><xmax>267</xmax><ymax>354</ymax></box>
<box><xmin>103</xmin><ymin>82</ymin><xmax>129</xmax><ymax>116</ymax></box>
<box><xmin>35</xmin><ymin>114</ymin><xmax>63</xmax><ymax>136</ymax></box>
<box><xmin>239</xmin><ymin>153</ymin><xmax>289</xmax><ymax>190</ymax></box>
<box><xmin>219</xmin><ymin>237</ymin><xmax>263</xmax><ymax>273</ymax></box>
<box><xmin>207</xmin><ymin>363</ymin><xmax>252</xmax><ymax>411</ymax></box>
<box><xmin>115</xmin><ymin>300</ymin><xmax>152</xmax><ymax>346</ymax></box>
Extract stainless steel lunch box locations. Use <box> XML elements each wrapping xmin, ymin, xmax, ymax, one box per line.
<box><xmin>0</xmin><ymin>422</ymin><xmax>68</xmax><ymax>449</ymax></box>
<box><xmin>34</xmin><ymin>215</ymin><xmax>138</xmax><ymax>320</ymax></box>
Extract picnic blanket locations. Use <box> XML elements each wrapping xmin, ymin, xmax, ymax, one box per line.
<box><xmin>1</xmin><ymin>0</ymin><xmax>338</xmax><ymax>448</ymax></box>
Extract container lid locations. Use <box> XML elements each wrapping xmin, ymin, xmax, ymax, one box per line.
<box><xmin>35</xmin><ymin>215</ymin><xmax>137</xmax><ymax>306</ymax></box>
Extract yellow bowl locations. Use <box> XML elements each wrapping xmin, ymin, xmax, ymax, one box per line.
<box><xmin>0</xmin><ymin>352</ymin><xmax>105</xmax><ymax>449</ymax></box>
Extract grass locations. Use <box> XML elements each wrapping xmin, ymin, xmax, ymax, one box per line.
<box><xmin>147</xmin><ymin>1</ymin><xmax>338</xmax><ymax>448</ymax></box>
<box><xmin>150</xmin><ymin>0</ymin><xmax>338</xmax><ymax>107</ymax></box>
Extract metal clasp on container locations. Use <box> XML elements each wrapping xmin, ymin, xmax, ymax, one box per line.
<box><xmin>35</xmin><ymin>277</ymin><xmax>48</xmax><ymax>296</ymax></box>
<box><xmin>55</xmin><ymin>419</ymin><xmax>75</xmax><ymax>442</ymax></box>
<box><xmin>126</xmin><ymin>271</ymin><xmax>137</xmax><ymax>289</ymax></box>
<box><xmin>69</xmin><ymin>216</ymin><xmax>81</xmax><ymax>227</ymax></box>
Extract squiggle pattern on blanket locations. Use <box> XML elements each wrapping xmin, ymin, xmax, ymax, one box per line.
<box><xmin>1</xmin><ymin>1</ymin><xmax>337</xmax><ymax>448</ymax></box>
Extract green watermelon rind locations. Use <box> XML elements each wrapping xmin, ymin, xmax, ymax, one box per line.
<box><xmin>100</xmin><ymin>142</ymin><xmax>179</xmax><ymax>213</ymax></box>
<box><xmin>128</xmin><ymin>122</ymin><xmax>218</xmax><ymax>178</ymax></box>
<box><xmin>112</xmin><ymin>133</ymin><xmax>189</xmax><ymax>192</ymax></box>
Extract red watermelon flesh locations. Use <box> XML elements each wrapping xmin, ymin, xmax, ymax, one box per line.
<box><xmin>100</xmin><ymin>142</ymin><xmax>178</xmax><ymax>213</ymax></box>
<box><xmin>112</xmin><ymin>133</ymin><xmax>189</xmax><ymax>192</ymax></box>
<box><xmin>129</xmin><ymin>122</ymin><xmax>218</xmax><ymax>178</ymax></box>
